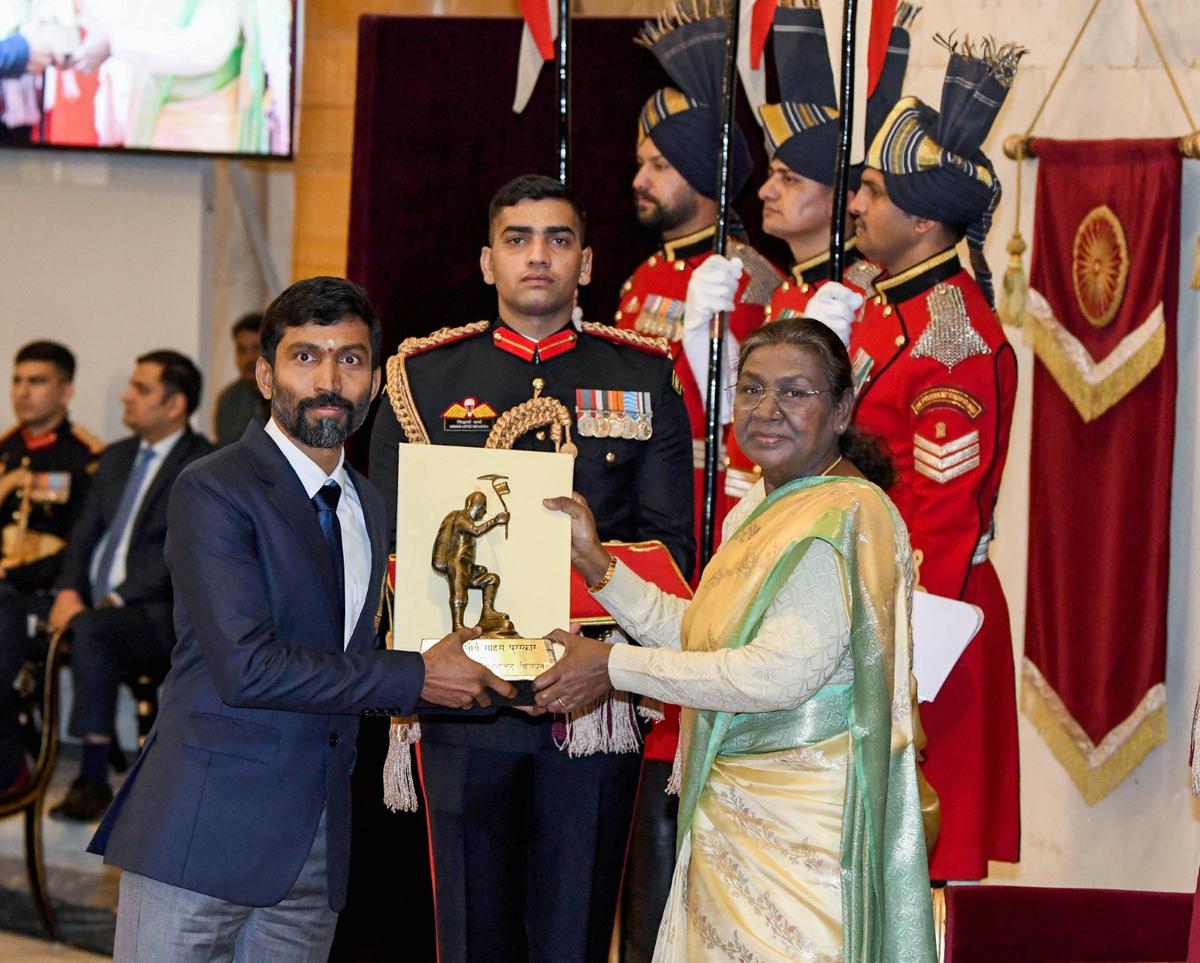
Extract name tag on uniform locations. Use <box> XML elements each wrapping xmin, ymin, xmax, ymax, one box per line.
<box><xmin>441</xmin><ymin>397</ymin><xmax>498</xmax><ymax>432</ymax></box>
<box><xmin>576</xmin><ymin>389</ymin><xmax>654</xmax><ymax>441</ymax></box>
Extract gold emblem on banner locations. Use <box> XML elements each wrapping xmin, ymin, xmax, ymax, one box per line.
<box><xmin>1072</xmin><ymin>205</ymin><xmax>1128</xmax><ymax>328</ymax></box>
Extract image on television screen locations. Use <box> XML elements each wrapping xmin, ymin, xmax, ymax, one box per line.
<box><xmin>0</xmin><ymin>0</ymin><xmax>296</xmax><ymax>158</ymax></box>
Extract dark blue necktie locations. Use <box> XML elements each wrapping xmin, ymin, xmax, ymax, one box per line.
<box><xmin>313</xmin><ymin>481</ymin><xmax>345</xmax><ymax>633</ymax></box>
<box><xmin>92</xmin><ymin>446</ymin><xmax>157</xmax><ymax>600</ymax></box>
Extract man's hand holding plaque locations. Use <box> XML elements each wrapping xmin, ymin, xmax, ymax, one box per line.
<box><xmin>419</xmin><ymin>625</ymin><xmax>517</xmax><ymax>709</ymax></box>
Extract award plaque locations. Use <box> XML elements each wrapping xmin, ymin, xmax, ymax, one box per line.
<box><xmin>393</xmin><ymin>445</ymin><xmax>574</xmax><ymax>706</ymax></box>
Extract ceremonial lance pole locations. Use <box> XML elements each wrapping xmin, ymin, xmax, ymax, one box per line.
<box><xmin>555</xmin><ymin>0</ymin><xmax>572</xmax><ymax>184</ymax></box>
<box><xmin>700</xmin><ymin>0</ymin><xmax>742</xmax><ymax>567</ymax></box>
<box><xmin>828</xmin><ymin>0</ymin><xmax>859</xmax><ymax>282</ymax></box>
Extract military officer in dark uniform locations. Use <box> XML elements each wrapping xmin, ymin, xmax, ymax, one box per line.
<box><xmin>369</xmin><ymin>174</ymin><xmax>693</xmax><ymax>963</ymax></box>
<box><xmin>0</xmin><ymin>341</ymin><xmax>103</xmax><ymax>790</ymax></box>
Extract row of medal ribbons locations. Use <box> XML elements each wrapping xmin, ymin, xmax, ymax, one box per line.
<box><xmin>575</xmin><ymin>389</ymin><xmax>654</xmax><ymax>441</ymax></box>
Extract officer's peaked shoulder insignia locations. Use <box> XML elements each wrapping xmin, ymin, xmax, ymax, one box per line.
<box><xmin>844</xmin><ymin>259</ymin><xmax>883</xmax><ymax>296</ymax></box>
<box><xmin>580</xmin><ymin>322</ymin><xmax>671</xmax><ymax>357</ymax></box>
<box><xmin>397</xmin><ymin>320</ymin><xmax>491</xmax><ymax>361</ymax></box>
<box><xmin>911</xmin><ymin>284</ymin><xmax>990</xmax><ymax>371</ymax></box>
<box><xmin>731</xmin><ymin>241</ymin><xmax>784</xmax><ymax>306</ymax></box>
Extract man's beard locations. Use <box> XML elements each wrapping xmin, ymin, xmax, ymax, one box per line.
<box><xmin>635</xmin><ymin>190</ymin><xmax>694</xmax><ymax>234</ymax></box>
<box><xmin>272</xmin><ymin>385</ymin><xmax>370</xmax><ymax>449</ymax></box>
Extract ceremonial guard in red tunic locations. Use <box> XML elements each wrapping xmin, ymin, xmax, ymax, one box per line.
<box><xmin>615</xmin><ymin>6</ymin><xmax>783</xmax><ymax>555</ymax></box>
<box><xmin>720</xmin><ymin>1</ymin><xmax>914</xmax><ymax>498</ymax></box>
<box><xmin>759</xmin><ymin>5</ymin><xmax>917</xmax><ymax>326</ymax></box>
<box><xmin>845</xmin><ymin>38</ymin><xmax>1026</xmax><ymax>881</ymax></box>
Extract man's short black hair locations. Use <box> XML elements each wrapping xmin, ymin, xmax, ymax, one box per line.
<box><xmin>137</xmin><ymin>350</ymin><xmax>203</xmax><ymax>415</ymax></box>
<box><xmin>260</xmin><ymin>277</ymin><xmax>383</xmax><ymax>370</ymax></box>
<box><xmin>15</xmin><ymin>341</ymin><xmax>75</xmax><ymax>382</ymax></box>
<box><xmin>232</xmin><ymin>312</ymin><xmax>263</xmax><ymax>337</ymax></box>
<box><xmin>487</xmin><ymin>175</ymin><xmax>586</xmax><ymax>243</ymax></box>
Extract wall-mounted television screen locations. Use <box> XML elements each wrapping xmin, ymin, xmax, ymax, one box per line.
<box><xmin>0</xmin><ymin>0</ymin><xmax>297</xmax><ymax>158</ymax></box>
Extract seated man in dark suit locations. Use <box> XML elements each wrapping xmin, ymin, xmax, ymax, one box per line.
<box><xmin>48</xmin><ymin>350</ymin><xmax>214</xmax><ymax>821</ymax></box>
<box><xmin>89</xmin><ymin>276</ymin><xmax>511</xmax><ymax>961</ymax></box>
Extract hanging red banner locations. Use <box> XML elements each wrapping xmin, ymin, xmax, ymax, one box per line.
<box><xmin>1023</xmin><ymin>137</ymin><xmax>1180</xmax><ymax>804</ymax></box>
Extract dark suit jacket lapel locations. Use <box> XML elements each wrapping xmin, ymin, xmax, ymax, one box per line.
<box><xmin>245</xmin><ymin>425</ymin><xmax>344</xmax><ymax>643</ymax></box>
<box><xmin>346</xmin><ymin>464</ymin><xmax>384</xmax><ymax>653</ymax></box>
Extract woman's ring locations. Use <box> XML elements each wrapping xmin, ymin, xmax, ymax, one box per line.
<box><xmin>557</xmin><ymin>696</ymin><xmax>569</xmax><ymax>712</ymax></box>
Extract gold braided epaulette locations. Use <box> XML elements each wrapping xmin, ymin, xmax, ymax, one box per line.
<box><xmin>396</xmin><ymin>319</ymin><xmax>491</xmax><ymax>360</ymax></box>
<box><xmin>70</xmin><ymin>423</ymin><xmax>106</xmax><ymax>455</ymax></box>
<box><xmin>385</xmin><ymin>320</ymin><xmax>491</xmax><ymax>445</ymax></box>
<box><xmin>580</xmin><ymin>321</ymin><xmax>671</xmax><ymax>357</ymax></box>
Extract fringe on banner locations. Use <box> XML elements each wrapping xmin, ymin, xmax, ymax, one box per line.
<box><xmin>383</xmin><ymin>717</ymin><xmax>421</xmax><ymax>813</ymax></box>
<box><xmin>1022</xmin><ymin>657</ymin><xmax>1166</xmax><ymax>805</ymax></box>
<box><xmin>556</xmin><ymin>690</ymin><xmax>643</xmax><ymax>758</ymax></box>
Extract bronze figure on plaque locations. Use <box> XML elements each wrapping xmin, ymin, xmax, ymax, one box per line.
<box><xmin>432</xmin><ymin>488</ymin><xmax>516</xmax><ymax>636</ymax></box>
<box><xmin>427</xmin><ymin>474</ymin><xmax>557</xmax><ymax>703</ymax></box>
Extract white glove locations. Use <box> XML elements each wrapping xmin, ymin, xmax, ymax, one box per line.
<box><xmin>682</xmin><ymin>256</ymin><xmax>744</xmax><ymax>423</ymax></box>
<box><xmin>802</xmin><ymin>281</ymin><xmax>865</xmax><ymax>346</ymax></box>
<box><xmin>683</xmin><ymin>255</ymin><xmax>743</xmax><ymax>333</ymax></box>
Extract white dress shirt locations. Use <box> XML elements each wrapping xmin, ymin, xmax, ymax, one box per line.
<box><xmin>265</xmin><ymin>417</ymin><xmax>370</xmax><ymax>649</ymax></box>
<box><xmin>89</xmin><ymin>426</ymin><xmax>186</xmax><ymax>601</ymax></box>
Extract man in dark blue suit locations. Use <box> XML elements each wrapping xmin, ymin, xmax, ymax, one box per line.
<box><xmin>50</xmin><ymin>350</ymin><xmax>213</xmax><ymax>820</ymax></box>
<box><xmin>90</xmin><ymin>277</ymin><xmax>514</xmax><ymax>961</ymax></box>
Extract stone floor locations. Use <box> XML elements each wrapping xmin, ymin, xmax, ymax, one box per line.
<box><xmin>0</xmin><ymin>931</ymin><xmax>104</xmax><ymax>961</ymax></box>
<box><xmin>0</xmin><ymin>745</ymin><xmax>124</xmax><ymax>956</ymax></box>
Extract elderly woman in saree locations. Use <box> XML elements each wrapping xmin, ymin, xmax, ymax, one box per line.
<box><xmin>538</xmin><ymin>317</ymin><xmax>938</xmax><ymax>962</ymax></box>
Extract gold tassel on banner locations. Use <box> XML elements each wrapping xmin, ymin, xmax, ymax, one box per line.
<box><xmin>1192</xmin><ymin>231</ymin><xmax>1200</xmax><ymax>290</ymax></box>
<box><xmin>997</xmin><ymin>138</ymin><xmax>1029</xmax><ymax>328</ymax></box>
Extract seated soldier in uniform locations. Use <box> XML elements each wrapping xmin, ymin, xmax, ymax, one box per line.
<box><xmin>0</xmin><ymin>341</ymin><xmax>102</xmax><ymax>791</ymax></box>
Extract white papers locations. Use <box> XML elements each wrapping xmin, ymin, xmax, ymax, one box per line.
<box><xmin>911</xmin><ymin>592</ymin><xmax>983</xmax><ymax>702</ymax></box>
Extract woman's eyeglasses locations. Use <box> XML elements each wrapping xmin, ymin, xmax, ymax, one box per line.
<box><xmin>726</xmin><ymin>383</ymin><xmax>834</xmax><ymax>413</ymax></box>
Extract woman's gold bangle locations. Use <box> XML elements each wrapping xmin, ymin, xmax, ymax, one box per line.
<box><xmin>587</xmin><ymin>553</ymin><xmax>618</xmax><ymax>594</ymax></box>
